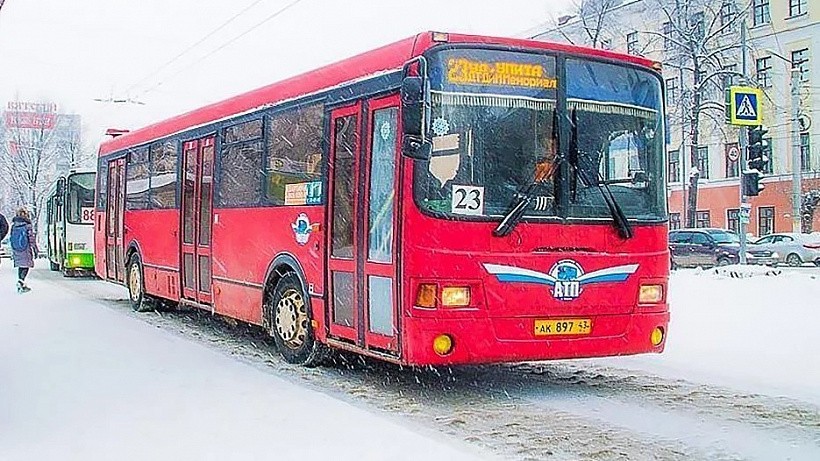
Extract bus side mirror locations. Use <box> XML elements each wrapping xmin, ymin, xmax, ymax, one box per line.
<box><xmin>401</xmin><ymin>76</ymin><xmax>424</xmax><ymax>138</ymax></box>
<box><xmin>401</xmin><ymin>76</ymin><xmax>432</xmax><ymax>160</ymax></box>
<box><xmin>402</xmin><ymin>135</ymin><xmax>432</xmax><ymax>160</ymax></box>
<box><xmin>56</xmin><ymin>177</ymin><xmax>66</xmax><ymax>197</ymax></box>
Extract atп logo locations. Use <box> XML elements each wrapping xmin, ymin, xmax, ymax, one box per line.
<box><xmin>482</xmin><ymin>260</ymin><xmax>639</xmax><ymax>302</ymax></box>
<box><xmin>549</xmin><ymin>259</ymin><xmax>584</xmax><ymax>300</ymax></box>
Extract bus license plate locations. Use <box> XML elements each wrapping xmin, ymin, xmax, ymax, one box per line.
<box><xmin>534</xmin><ymin>319</ymin><xmax>592</xmax><ymax>336</ymax></box>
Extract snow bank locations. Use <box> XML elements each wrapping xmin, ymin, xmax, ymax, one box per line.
<box><xmin>605</xmin><ymin>269</ymin><xmax>820</xmax><ymax>404</ymax></box>
<box><xmin>707</xmin><ymin>264</ymin><xmax>786</xmax><ymax>279</ymax></box>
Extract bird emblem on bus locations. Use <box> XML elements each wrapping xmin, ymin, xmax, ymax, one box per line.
<box><xmin>483</xmin><ymin>260</ymin><xmax>639</xmax><ymax>301</ymax></box>
<box><xmin>291</xmin><ymin>213</ymin><xmax>319</xmax><ymax>245</ymax></box>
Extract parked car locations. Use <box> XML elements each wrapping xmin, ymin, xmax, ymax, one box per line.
<box><xmin>669</xmin><ymin>228</ymin><xmax>741</xmax><ymax>268</ymax></box>
<box><xmin>749</xmin><ymin>233</ymin><xmax>820</xmax><ymax>267</ymax></box>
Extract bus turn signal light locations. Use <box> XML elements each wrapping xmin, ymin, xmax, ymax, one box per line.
<box><xmin>639</xmin><ymin>284</ymin><xmax>664</xmax><ymax>304</ymax></box>
<box><xmin>433</xmin><ymin>334</ymin><xmax>453</xmax><ymax>356</ymax></box>
<box><xmin>441</xmin><ymin>286</ymin><xmax>470</xmax><ymax>307</ymax></box>
<box><xmin>650</xmin><ymin>327</ymin><xmax>664</xmax><ymax>346</ymax></box>
<box><xmin>416</xmin><ymin>284</ymin><xmax>437</xmax><ymax>308</ymax></box>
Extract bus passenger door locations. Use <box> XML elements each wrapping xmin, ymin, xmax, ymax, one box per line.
<box><xmin>105</xmin><ymin>158</ymin><xmax>126</xmax><ymax>282</ymax></box>
<box><xmin>327</xmin><ymin>96</ymin><xmax>400</xmax><ymax>354</ymax></box>
<box><xmin>180</xmin><ymin>137</ymin><xmax>215</xmax><ymax>305</ymax></box>
<box><xmin>360</xmin><ymin>96</ymin><xmax>400</xmax><ymax>352</ymax></box>
<box><xmin>327</xmin><ymin>104</ymin><xmax>362</xmax><ymax>344</ymax></box>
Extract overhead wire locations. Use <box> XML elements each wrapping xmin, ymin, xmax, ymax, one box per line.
<box><xmin>123</xmin><ymin>0</ymin><xmax>268</xmax><ymax>95</ymax></box>
<box><xmin>137</xmin><ymin>0</ymin><xmax>304</xmax><ymax>98</ymax></box>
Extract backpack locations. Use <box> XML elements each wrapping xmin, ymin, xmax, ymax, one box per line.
<box><xmin>10</xmin><ymin>224</ymin><xmax>29</xmax><ymax>251</ymax></box>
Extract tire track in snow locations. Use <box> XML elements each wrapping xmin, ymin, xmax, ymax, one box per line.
<box><xmin>46</xmin><ymin>272</ymin><xmax>820</xmax><ymax>461</ymax></box>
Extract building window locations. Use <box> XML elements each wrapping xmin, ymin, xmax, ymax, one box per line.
<box><xmin>756</xmin><ymin>57</ymin><xmax>772</xmax><ymax>87</ymax></box>
<box><xmin>690</xmin><ymin>11</ymin><xmax>705</xmax><ymax>40</ymax></box>
<box><xmin>725</xmin><ymin>143</ymin><xmax>739</xmax><ymax>178</ymax></box>
<box><xmin>662</xmin><ymin>22</ymin><xmax>673</xmax><ymax>50</ymax></box>
<box><xmin>626</xmin><ymin>32</ymin><xmax>639</xmax><ymax>55</ymax></box>
<box><xmin>758</xmin><ymin>206</ymin><xmax>774</xmax><ymax>236</ymax></box>
<box><xmin>801</xmin><ymin>132</ymin><xmax>811</xmax><ymax>172</ymax></box>
<box><xmin>727</xmin><ymin>208</ymin><xmax>740</xmax><ymax>234</ymax></box>
<box><xmin>791</xmin><ymin>48</ymin><xmax>809</xmax><ymax>82</ymax></box>
<box><xmin>696</xmin><ymin>210</ymin><xmax>711</xmax><ymax>228</ymax></box>
<box><xmin>789</xmin><ymin>0</ymin><xmax>806</xmax><ymax>17</ymax></box>
<box><xmin>669</xmin><ymin>212</ymin><xmax>681</xmax><ymax>230</ymax></box>
<box><xmin>720</xmin><ymin>1</ymin><xmax>737</xmax><ymax>30</ymax></box>
<box><xmin>722</xmin><ymin>63</ymin><xmax>737</xmax><ymax>90</ymax></box>
<box><xmin>668</xmin><ymin>149</ymin><xmax>680</xmax><ymax>183</ymax></box>
<box><xmin>666</xmin><ymin>78</ymin><xmax>678</xmax><ymax>106</ymax></box>
<box><xmin>752</xmin><ymin>0</ymin><xmax>771</xmax><ymax>26</ymax></box>
<box><xmin>697</xmin><ymin>146</ymin><xmax>709</xmax><ymax>179</ymax></box>
<box><xmin>762</xmin><ymin>137</ymin><xmax>774</xmax><ymax>174</ymax></box>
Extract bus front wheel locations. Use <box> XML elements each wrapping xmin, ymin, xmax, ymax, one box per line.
<box><xmin>267</xmin><ymin>272</ymin><xmax>327</xmax><ymax>367</ymax></box>
<box><xmin>49</xmin><ymin>260</ymin><xmax>60</xmax><ymax>271</ymax></box>
<box><xmin>127</xmin><ymin>254</ymin><xmax>153</xmax><ymax>313</ymax></box>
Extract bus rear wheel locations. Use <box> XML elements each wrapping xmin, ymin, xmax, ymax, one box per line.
<box><xmin>127</xmin><ymin>254</ymin><xmax>153</xmax><ymax>312</ymax></box>
<box><xmin>268</xmin><ymin>272</ymin><xmax>326</xmax><ymax>367</ymax></box>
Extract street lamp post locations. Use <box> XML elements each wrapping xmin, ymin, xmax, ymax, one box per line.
<box><xmin>789</xmin><ymin>68</ymin><xmax>802</xmax><ymax>232</ymax></box>
<box><xmin>765</xmin><ymin>49</ymin><xmax>804</xmax><ymax>232</ymax></box>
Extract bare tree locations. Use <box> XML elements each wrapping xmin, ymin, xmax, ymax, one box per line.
<box><xmin>646</xmin><ymin>0</ymin><xmax>749</xmax><ymax>227</ymax></box>
<box><xmin>0</xmin><ymin>101</ymin><xmax>90</xmax><ymax>229</ymax></box>
<box><xmin>551</xmin><ymin>0</ymin><xmax>625</xmax><ymax>48</ymax></box>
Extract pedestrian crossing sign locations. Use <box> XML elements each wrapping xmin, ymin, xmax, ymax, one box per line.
<box><xmin>729</xmin><ymin>86</ymin><xmax>763</xmax><ymax>126</ymax></box>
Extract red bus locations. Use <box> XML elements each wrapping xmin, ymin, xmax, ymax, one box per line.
<box><xmin>95</xmin><ymin>32</ymin><xmax>669</xmax><ymax>367</ymax></box>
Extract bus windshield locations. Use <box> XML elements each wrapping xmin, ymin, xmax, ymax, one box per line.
<box><xmin>414</xmin><ymin>48</ymin><xmax>666</xmax><ymax>224</ymax></box>
<box><xmin>67</xmin><ymin>173</ymin><xmax>96</xmax><ymax>225</ymax></box>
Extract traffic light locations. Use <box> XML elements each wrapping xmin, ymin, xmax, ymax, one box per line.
<box><xmin>747</xmin><ymin>126</ymin><xmax>769</xmax><ymax>172</ymax></box>
<box><xmin>743</xmin><ymin>126</ymin><xmax>768</xmax><ymax>197</ymax></box>
<box><xmin>742</xmin><ymin>170</ymin><xmax>764</xmax><ymax>196</ymax></box>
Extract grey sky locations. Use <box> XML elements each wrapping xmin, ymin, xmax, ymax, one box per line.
<box><xmin>0</xmin><ymin>0</ymin><xmax>570</xmax><ymax>148</ymax></box>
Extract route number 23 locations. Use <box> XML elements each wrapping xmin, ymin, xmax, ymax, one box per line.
<box><xmin>451</xmin><ymin>185</ymin><xmax>484</xmax><ymax>216</ymax></box>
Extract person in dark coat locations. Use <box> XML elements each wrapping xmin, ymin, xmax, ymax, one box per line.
<box><xmin>10</xmin><ymin>208</ymin><xmax>38</xmax><ymax>293</ymax></box>
<box><xmin>0</xmin><ymin>212</ymin><xmax>8</xmax><ymax>268</ymax></box>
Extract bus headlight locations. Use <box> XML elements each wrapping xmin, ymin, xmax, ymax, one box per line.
<box><xmin>70</xmin><ymin>256</ymin><xmax>82</xmax><ymax>267</ymax></box>
<box><xmin>441</xmin><ymin>286</ymin><xmax>470</xmax><ymax>307</ymax></box>
<box><xmin>639</xmin><ymin>284</ymin><xmax>664</xmax><ymax>304</ymax></box>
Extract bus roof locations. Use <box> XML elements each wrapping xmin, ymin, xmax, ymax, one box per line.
<box><xmin>99</xmin><ymin>31</ymin><xmax>658</xmax><ymax>156</ymax></box>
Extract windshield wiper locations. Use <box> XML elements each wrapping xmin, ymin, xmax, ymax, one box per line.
<box><xmin>493</xmin><ymin>181</ymin><xmax>547</xmax><ymax>237</ymax></box>
<box><xmin>573</xmin><ymin>155</ymin><xmax>634</xmax><ymax>239</ymax></box>
<box><xmin>568</xmin><ymin>108</ymin><xmax>633</xmax><ymax>240</ymax></box>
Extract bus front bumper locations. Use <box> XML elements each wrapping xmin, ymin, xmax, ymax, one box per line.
<box><xmin>65</xmin><ymin>252</ymin><xmax>95</xmax><ymax>269</ymax></box>
<box><xmin>401</xmin><ymin>312</ymin><xmax>670</xmax><ymax>366</ymax></box>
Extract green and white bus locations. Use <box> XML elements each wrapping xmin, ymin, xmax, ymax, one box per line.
<box><xmin>45</xmin><ymin>170</ymin><xmax>96</xmax><ymax>275</ymax></box>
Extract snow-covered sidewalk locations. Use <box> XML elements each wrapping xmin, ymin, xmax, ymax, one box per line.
<box><xmin>603</xmin><ymin>268</ymin><xmax>820</xmax><ymax>405</ymax></box>
<box><xmin>0</xmin><ymin>263</ymin><xmax>483</xmax><ymax>461</ymax></box>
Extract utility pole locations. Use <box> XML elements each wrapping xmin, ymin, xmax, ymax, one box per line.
<box><xmin>738</xmin><ymin>20</ymin><xmax>748</xmax><ymax>264</ymax></box>
<box><xmin>790</xmin><ymin>67</ymin><xmax>802</xmax><ymax>232</ymax></box>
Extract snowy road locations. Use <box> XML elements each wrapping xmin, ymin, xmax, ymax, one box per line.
<box><xmin>2</xmin><ymin>261</ymin><xmax>819</xmax><ymax>460</ymax></box>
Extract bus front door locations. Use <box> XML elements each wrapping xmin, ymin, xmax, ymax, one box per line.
<box><xmin>327</xmin><ymin>95</ymin><xmax>400</xmax><ymax>354</ymax></box>
<box><xmin>105</xmin><ymin>158</ymin><xmax>126</xmax><ymax>282</ymax></box>
<box><xmin>180</xmin><ymin>137</ymin><xmax>215</xmax><ymax>305</ymax></box>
